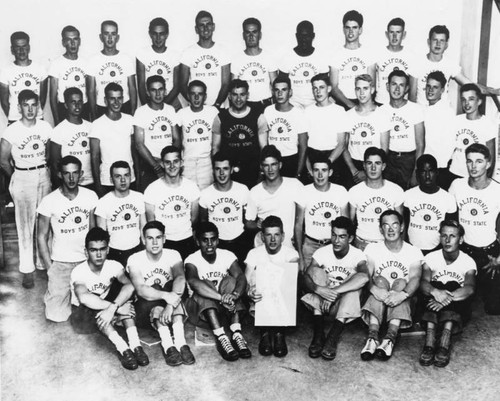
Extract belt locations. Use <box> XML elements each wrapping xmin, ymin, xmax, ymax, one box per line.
<box><xmin>15</xmin><ymin>163</ymin><xmax>47</xmax><ymax>171</ymax></box>
<box><xmin>306</xmin><ymin>235</ymin><xmax>331</xmax><ymax>245</ymax></box>
<box><xmin>389</xmin><ymin>150</ymin><xmax>416</xmax><ymax>157</ymax></box>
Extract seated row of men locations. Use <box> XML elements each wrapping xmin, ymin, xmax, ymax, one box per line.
<box><xmin>72</xmin><ymin>209</ymin><xmax>475</xmax><ymax>371</ymax></box>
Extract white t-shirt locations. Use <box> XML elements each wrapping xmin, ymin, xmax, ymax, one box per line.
<box><xmin>425</xmin><ymin>250</ymin><xmax>476</xmax><ymax>286</ymax></box>
<box><xmin>412</xmin><ymin>55</ymin><xmax>461</xmax><ymax>105</ymax></box>
<box><xmin>329</xmin><ymin>45</ymin><xmax>376</xmax><ymax>99</ymax></box>
<box><xmin>87</xmin><ymin>52</ymin><xmax>135</xmax><ymax>106</ymax></box>
<box><xmin>199</xmin><ymin>182</ymin><xmax>250</xmax><ymax>241</ymax></box>
<box><xmin>136</xmin><ymin>46</ymin><xmax>181</xmax><ymax>94</ymax></box>
<box><xmin>231</xmin><ymin>50</ymin><xmax>277</xmax><ymax>102</ymax></box>
<box><xmin>423</xmin><ymin>99</ymin><xmax>456</xmax><ymax>168</ymax></box>
<box><xmin>94</xmin><ymin>190</ymin><xmax>145</xmax><ymax>250</ymax></box>
<box><xmin>304</xmin><ymin>102</ymin><xmax>348</xmax><ymax>150</ymax></box>
<box><xmin>37</xmin><ymin>187</ymin><xmax>98</xmax><ymax>262</ymax></box>
<box><xmin>127</xmin><ymin>248</ymin><xmax>182</xmax><ymax>287</ymax></box>
<box><xmin>344</xmin><ymin>107</ymin><xmax>392</xmax><ymax>162</ymax></box>
<box><xmin>375</xmin><ymin>47</ymin><xmax>414</xmax><ymax>104</ymax></box>
<box><xmin>349</xmin><ymin>181</ymin><xmax>404</xmax><ymax>242</ymax></box>
<box><xmin>70</xmin><ymin>259</ymin><xmax>124</xmax><ymax>306</ymax></box>
<box><xmin>2</xmin><ymin>120</ymin><xmax>51</xmax><ymax>168</ymax></box>
<box><xmin>404</xmin><ymin>187</ymin><xmax>457</xmax><ymax>250</ymax></box>
<box><xmin>144</xmin><ymin>178</ymin><xmax>200</xmax><ymax>241</ymax></box>
<box><xmin>264</xmin><ymin>105</ymin><xmax>307</xmax><ymax>157</ymax></box>
<box><xmin>133</xmin><ymin>103</ymin><xmax>178</xmax><ymax>159</ymax></box>
<box><xmin>185</xmin><ymin>249</ymin><xmax>237</xmax><ymax>291</ymax></box>
<box><xmin>279</xmin><ymin>50</ymin><xmax>330</xmax><ymax>108</ymax></box>
<box><xmin>449</xmin><ymin>115</ymin><xmax>497</xmax><ymax>177</ymax></box>
<box><xmin>180</xmin><ymin>42</ymin><xmax>230</xmax><ymax>106</ymax></box>
<box><xmin>48</xmin><ymin>55</ymin><xmax>88</xmax><ymax>103</ymax></box>
<box><xmin>176</xmin><ymin>105</ymin><xmax>218</xmax><ymax>159</ymax></box>
<box><xmin>246</xmin><ymin>178</ymin><xmax>304</xmax><ymax>245</ymax></box>
<box><xmin>312</xmin><ymin>245</ymin><xmax>366</xmax><ymax>288</ymax></box>
<box><xmin>0</xmin><ymin>61</ymin><xmax>47</xmax><ymax>121</ymax></box>
<box><xmin>50</xmin><ymin>119</ymin><xmax>93</xmax><ymax>186</ymax></box>
<box><xmin>89</xmin><ymin>114</ymin><xmax>135</xmax><ymax>186</ymax></box>
<box><xmin>449</xmin><ymin>178</ymin><xmax>500</xmax><ymax>247</ymax></box>
<box><xmin>302</xmin><ymin>183</ymin><xmax>349</xmax><ymax>240</ymax></box>
<box><xmin>381</xmin><ymin>101</ymin><xmax>424</xmax><ymax>152</ymax></box>
<box><xmin>365</xmin><ymin>241</ymin><xmax>423</xmax><ymax>286</ymax></box>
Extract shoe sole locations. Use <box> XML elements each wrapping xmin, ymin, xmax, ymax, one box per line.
<box><xmin>375</xmin><ymin>351</ymin><xmax>391</xmax><ymax>361</ymax></box>
<box><xmin>182</xmin><ymin>358</ymin><xmax>196</xmax><ymax>365</ymax></box>
<box><xmin>308</xmin><ymin>350</ymin><xmax>322</xmax><ymax>359</ymax></box>
<box><xmin>419</xmin><ymin>357</ymin><xmax>434</xmax><ymax>366</ymax></box>
<box><xmin>321</xmin><ymin>353</ymin><xmax>336</xmax><ymax>361</ymax></box>
<box><xmin>360</xmin><ymin>351</ymin><xmax>375</xmax><ymax>361</ymax></box>
<box><xmin>433</xmin><ymin>359</ymin><xmax>449</xmax><ymax>368</ymax></box>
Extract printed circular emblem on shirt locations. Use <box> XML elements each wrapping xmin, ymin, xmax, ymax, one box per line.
<box><xmin>470</xmin><ymin>209</ymin><xmax>478</xmax><ymax>216</ymax></box>
<box><xmin>157</xmin><ymin>69</ymin><xmax>163</xmax><ymax>75</ymax></box>
<box><xmin>75</xmin><ymin>76</ymin><xmax>80</xmax><ymax>82</ymax></box>
<box><xmin>393</xmin><ymin>67</ymin><xmax>400</xmax><ymax>71</ymax></box>
<box><xmin>81</xmin><ymin>140</ymin><xmax>88</xmax><ymax>147</ymax></box>
<box><xmin>205</xmin><ymin>63</ymin><xmax>211</xmax><ymax>70</ymax></box>
<box><xmin>33</xmin><ymin>144</ymin><xmax>39</xmax><ymax>150</ymax></box>
<box><xmin>394</xmin><ymin>125</ymin><xmax>400</xmax><ymax>132</ymax></box>
<box><xmin>25</xmin><ymin>80</ymin><xmax>31</xmax><ymax>86</ymax></box>
<box><xmin>223</xmin><ymin>207</ymin><xmax>231</xmax><ymax>214</ymax></box>
<box><xmin>154</xmin><ymin>278</ymin><xmax>161</xmax><ymax>285</ymax></box>
<box><xmin>174</xmin><ymin>204</ymin><xmax>181</xmax><ymax>211</ymax></box>
<box><xmin>324</xmin><ymin>211</ymin><xmax>332</xmax><ymax>219</ymax></box>
<box><xmin>124</xmin><ymin>213</ymin><xmax>131</xmax><ymax>221</ymax></box>
<box><xmin>238</xmin><ymin>133</ymin><xmax>246</xmax><ymax>140</ymax></box>
<box><xmin>252</xmin><ymin>70</ymin><xmax>258</xmax><ymax>76</ymax></box>
<box><xmin>75</xmin><ymin>216</ymin><xmax>82</xmax><ymax>224</ymax></box>
<box><xmin>277</xmin><ymin>127</ymin><xmax>284</xmax><ymax>134</ymax></box>
<box><xmin>303</xmin><ymin>71</ymin><xmax>309</xmax><ymax>77</ymax></box>
<box><xmin>424</xmin><ymin>214</ymin><xmax>431</xmax><ymax>222</ymax></box>
<box><xmin>463</xmin><ymin>138</ymin><xmax>470</xmax><ymax>145</ymax></box>
<box><xmin>212</xmin><ymin>280</ymin><xmax>218</xmax><ymax>286</ymax></box>
<box><xmin>361</xmin><ymin>131</ymin><xmax>367</xmax><ymax>138</ymax></box>
<box><xmin>352</xmin><ymin>66</ymin><xmax>358</xmax><ymax>72</ymax></box>
<box><xmin>390</xmin><ymin>272</ymin><xmax>398</xmax><ymax>279</ymax></box>
<box><xmin>110</xmin><ymin>71</ymin><xmax>116</xmax><ymax>77</ymax></box>
<box><xmin>375</xmin><ymin>207</ymin><xmax>382</xmax><ymax>214</ymax></box>
<box><xmin>197</xmin><ymin>128</ymin><xmax>204</xmax><ymax>134</ymax></box>
<box><xmin>335</xmin><ymin>276</ymin><xmax>343</xmax><ymax>282</ymax></box>
<box><xmin>161</xmin><ymin>125</ymin><xmax>167</xmax><ymax>131</ymax></box>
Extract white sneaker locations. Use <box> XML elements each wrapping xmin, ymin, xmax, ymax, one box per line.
<box><xmin>361</xmin><ymin>337</ymin><xmax>379</xmax><ymax>361</ymax></box>
<box><xmin>375</xmin><ymin>338</ymin><xmax>394</xmax><ymax>360</ymax></box>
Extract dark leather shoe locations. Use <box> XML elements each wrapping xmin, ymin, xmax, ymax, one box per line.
<box><xmin>308</xmin><ymin>333</ymin><xmax>325</xmax><ymax>358</ymax></box>
<box><xmin>164</xmin><ymin>346</ymin><xmax>183</xmax><ymax>366</ymax></box>
<box><xmin>134</xmin><ymin>346</ymin><xmax>149</xmax><ymax>366</ymax></box>
<box><xmin>433</xmin><ymin>347</ymin><xmax>450</xmax><ymax>368</ymax></box>
<box><xmin>258</xmin><ymin>331</ymin><xmax>273</xmax><ymax>356</ymax></box>
<box><xmin>273</xmin><ymin>332</ymin><xmax>288</xmax><ymax>357</ymax></box>
<box><xmin>180</xmin><ymin>344</ymin><xmax>196</xmax><ymax>365</ymax></box>
<box><xmin>419</xmin><ymin>346</ymin><xmax>435</xmax><ymax>366</ymax></box>
<box><xmin>120</xmin><ymin>349</ymin><xmax>138</xmax><ymax>370</ymax></box>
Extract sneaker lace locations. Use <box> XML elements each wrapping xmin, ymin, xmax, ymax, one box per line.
<box><xmin>219</xmin><ymin>335</ymin><xmax>234</xmax><ymax>353</ymax></box>
<box><xmin>233</xmin><ymin>332</ymin><xmax>248</xmax><ymax>350</ymax></box>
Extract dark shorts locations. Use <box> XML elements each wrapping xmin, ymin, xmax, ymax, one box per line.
<box><xmin>164</xmin><ymin>236</ymin><xmax>197</xmax><ymax>261</ymax></box>
<box><xmin>108</xmin><ymin>243</ymin><xmax>143</xmax><ymax>268</ymax></box>
<box><xmin>385</xmin><ymin>150</ymin><xmax>416</xmax><ymax>189</ymax></box>
<box><xmin>280</xmin><ymin>153</ymin><xmax>300</xmax><ymax>178</ymax></box>
<box><xmin>218</xmin><ymin>231</ymin><xmax>253</xmax><ymax>266</ymax></box>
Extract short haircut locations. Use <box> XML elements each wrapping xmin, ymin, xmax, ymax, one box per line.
<box><xmin>212</xmin><ymin>151</ymin><xmax>233</xmax><ymax>167</ymax></box>
<box><xmin>59</xmin><ymin>155</ymin><xmax>82</xmax><ymax>171</ymax></box>
<box><xmin>104</xmin><ymin>82</ymin><xmax>123</xmax><ymax>97</ymax></box>
<box><xmin>61</xmin><ymin>25</ymin><xmax>80</xmax><ymax>38</ymax></box>
<box><xmin>85</xmin><ymin>227</ymin><xmax>110</xmax><ymax>248</ymax></box>
<box><xmin>343</xmin><ymin>10</ymin><xmax>363</xmax><ymax>27</ymax></box>
<box><xmin>195</xmin><ymin>221</ymin><xmax>219</xmax><ymax>239</ymax></box>
<box><xmin>261</xmin><ymin>215</ymin><xmax>283</xmax><ymax>232</ymax></box>
<box><xmin>272</xmin><ymin>74</ymin><xmax>292</xmax><ymax>89</ymax></box>
<box><xmin>426</xmin><ymin>70</ymin><xmax>447</xmax><ymax>88</ymax></box>
<box><xmin>311</xmin><ymin>73</ymin><xmax>330</xmax><ymax>86</ymax></box>
<box><xmin>331</xmin><ymin>216</ymin><xmax>356</xmax><ymax>237</ymax></box>
<box><xmin>143</xmin><ymin>220</ymin><xmax>165</xmax><ymax>235</ymax></box>
<box><xmin>243</xmin><ymin>17</ymin><xmax>261</xmax><ymax>31</ymax></box>
<box><xmin>387</xmin><ymin>17</ymin><xmax>405</xmax><ymax>30</ymax></box>
<box><xmin>310</xmin><ymin>154</ymin><xmax>332</xmax><ymax>170</ymax></box>
<box><xmin>439</xmin><ymin>219</ymin><xmax>465</xmax><ymax>237</ymax></box>
<box><xmin>460</xmin><ymin>83</ymin><xmax>482</xmax><ymax>99</ymax></box>
<box><xmin>379</xmin><ymin>209</ymin><xmax>403</xmax><ymax>226</ymax></box>
<box><xmin>229</xmin><ymin>79</ymin><xmax>249</xmax><ymax>92</ymax></box>
<box><xmin>364</xmin><ymin>146</ymin><xmax>387</xmax><ymax>163</ymax></box>
<box><xmin>188</xmin><ymin>79</ymin><xmax>207</xmax><ymax>93</ymax></box>
<box><xmin>18</xmin><ymin>89</ymin><xmax>38</xmax><ymax>105</ymax></box>
<box><xmin>195</xmin><ymin>10</ymin><xmax>213</xmax><ymax>24</ymax></box>
<box><xmin>416</xmin><ymin>154</ymin><xmax>438</xmax><ymax>171</ymax></box>
<box><xmin>10</xmin><ymin>31</ymin><xmax>30</xmax><ymax>45</ymax></box>
<box><xmin>355</xmin><ymin>74</ymin><xmax>373</xmax><ymax>86</ymax></box>
<box><xmin>160</xmin><ymin>145</ymin><xmax>182</xmax><ymax>160</ymax></box>
<box><xmin>260</xmin><ymin>144</ymin><xmax>282</xmax><ymax>163</ymax></box>
<box><xmin>149</xmin><ymin>17</ymin><xmax>169</xmax><ymax>33</ymax></box>
<box><xmin>63</xmin><ymin>87</ymin><xmax>83</xmax><ymax>103</ymax></box>
<box><xmin>465</xmin><ymin>143</ymin><xmax>490</xmax><ymax>160</ymax></box>
<box><xmin>109</xmin><ymin>160</ymin><xmax>131</xmax><ymax>177</ymax></box>
<box><xmin>296</xmin><ymin>20</ymin><xmax>314</xmax><ymax>33</ymax></box>
<box><xmin>429</xmin><ymin>25</ymin><xmax>450</xmax><ymax>41</ymax></box>
<box><xmin>388</xmin><ymin>70</ymin><xmax>409</xmax><ymax>85</ymax></box>
<box><xmin>101</xmin><ymin>20</ymin><xmax>118</xmax><ymax>31</ymax></box>
<box><xmin>146</xmin><ymin>75</ymin><xmax>166</xmax><ymax>89</ymax></box>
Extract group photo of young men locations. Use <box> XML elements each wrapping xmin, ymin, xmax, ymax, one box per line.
<box><xmin>1</xmin><ymin>2</ymin><xmax>499</xmax><ymax>388</ymax></box>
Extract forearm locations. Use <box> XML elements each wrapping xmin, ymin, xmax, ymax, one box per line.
<box><xmin>403</xmin><ymin>276</ymin><xmax>420</xmax><ymax>297</ymax></box>
<box><xmin>189</xmin><ymin>279</ymin><xmax>222</xmax><ymax>301</ymax></box>
<box><xmin>332</xmin><ymin>86</ymin><xmax>355</xmax><ymax>109</ymax></box>
<box><xmin>328</xmin><ymin>143</ymin><xmax>344</xmax><ymax>163</ymax></box>
<box><xmin>336</xmin><ymin>272</ymin><xmax>369</xmax><ymax>294</ymax></box>
<box><xmin>80</xmin><ymin>293</ymin><xmax>118</xmax><ymax>311</ymax></box>
<box><xmin>450</xmin><ymin>285</ymin><xmax>474</xmax><ymax>301</ymax></box>
<box><xmin>37</xmin><ymin>235</ymin><xmax>52</xmax><ymax>269</ymax></box>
